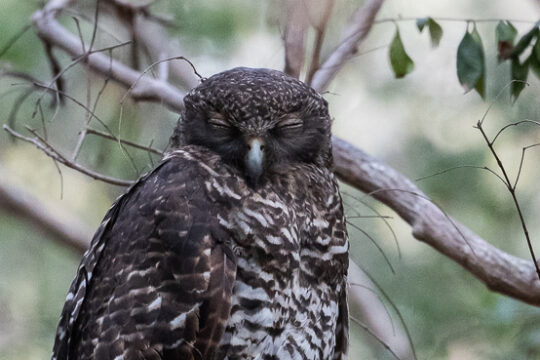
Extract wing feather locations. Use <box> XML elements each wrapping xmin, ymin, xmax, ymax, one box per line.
<box><xmin>52</xmin><ymin>150</ymin><xmax>239</xmax><ymax>360</ymax></box>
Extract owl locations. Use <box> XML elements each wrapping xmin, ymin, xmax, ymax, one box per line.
<box><xmin>51</xmin><ymin>67</ymin><xmax>349</xmax><ymax>360</ymax></box>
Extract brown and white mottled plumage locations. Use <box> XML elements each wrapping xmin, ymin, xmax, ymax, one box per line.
<box><xmin>52</xmin><ymin>68</ymin><xmax>349</xmax><ymax>360</ymax></box>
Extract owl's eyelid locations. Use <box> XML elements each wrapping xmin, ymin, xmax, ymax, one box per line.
<box><xmin>208</xmin><ymin>115</ymin><xmax>232</xmax><ymax>128</ymax></box>
<box><xmin>277</xmin><ymin>116</ymin><xmax>303</xmax><ymax>128</ymax></box>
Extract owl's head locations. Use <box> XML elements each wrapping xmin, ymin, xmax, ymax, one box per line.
<box><xmin>180</xmin><ymin>67</ymin><xmax>332</xmax><ymax>186</ymax></box>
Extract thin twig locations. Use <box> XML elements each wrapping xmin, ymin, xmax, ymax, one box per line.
<box><xmin>491</xmin><ymin>120</ymin><xmax>540</xmax><ymax>145</ymax></box>
<box><xmin>349</xmin><ymin>316</ymin><xmax>402</xmax><ymax>360</ymax></box>
<box><xmin>474</xmin><ymin>120</ymin><xmax>540</xmax><ymax>279</ymax></box>
<box><xmin>86</xmin><ymin>128</ymin><xmax>164</xmax><ymax>155</ymax></box>
<box><xmin>348</xmin><ymin>281</ymin><xmax>396</xmax><ymax>334</ymax></box>
<box><xmin>0</xmin><ymin>24</ymin><xmax>32</xmax><ymax>59</ymax></box>
<box><xmin>346</xmin><ymin>220</ymin><xmax>395</xmax><ymax>274</ymax></box>
<box><xmin>479</xmin><ymin>80</ymin><xmax>529</xmax><ymax>127</ymax></box>
<box><xmin>120</xmin><ymin>55</ymin><xmax>203</xmax><ymax>105</ymax></box>
<box><xmin>415</xmin><ymin>164</ymin><xmax>508</xmax><ymax>187</ymax></box>
<box><xmin>72</xmin><ymin>79</ymin><xmax>110</xmax><ymax>160</ymax></box>
<box><xmin>514</xmin><ymin>143</ymin><xmax>540</xmax><ymax>190</ymax></box>
<box><xmin>33</xmin><ymin>40</ymin><xmax>133</xmax><ymax>111</ymax></box>
<box><xmin>360</xmin><ymin>266</ymin><xmax>418</xmax><ymax>360</ymax></box>
<box><xmin>342</xmin><ymin>191</ymin><xmax>401</xmax><ymax>258</ymax></box>
<box><xmin>361</xmin><ymin>187</ymin><xmax>477</xmax><ymax>259</ymax></box>
<box><xmin>3</xmin><ymin>125</ymin><xmax>133</xmax><ymax>187</ymax></box>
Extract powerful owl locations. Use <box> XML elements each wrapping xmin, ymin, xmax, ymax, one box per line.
<box><xmin>52</xmin><ymin>67</ymin><xmax>349</xmax><ymax>360</ymax></box>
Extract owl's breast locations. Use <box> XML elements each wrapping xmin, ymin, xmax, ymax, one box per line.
<box><xmin>213</xmin><ymin>169</ymin><xmax>348</xmax><ymax>360</ymax></box>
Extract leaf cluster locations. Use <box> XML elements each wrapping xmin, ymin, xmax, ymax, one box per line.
<box><xmin>389</xmin><ymin>19</ymin><xmax>540</xmax><ymax>101</ymax></box>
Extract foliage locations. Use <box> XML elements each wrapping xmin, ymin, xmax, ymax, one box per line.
<box><xmin>389</xmin><ymin>18</ymin><xmax>540</xmax><ymax>102</ymax></box>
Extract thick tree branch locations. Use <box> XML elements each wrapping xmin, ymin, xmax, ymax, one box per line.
<box><xmin>311</xmin><ymin>0</ymin><xmax>384</xmax><ymax>92</ymax></box>
<box><xmin>133</xmin><ymin>16</ymin><xmax>199</xmax><ymax>89</ymax></box>
<box><xmin>282</xmin><ymin>0</ymin><xmax>309</xmax><ymax>79</ymax></box>
<box><xmin>26</xmin><ymin>0</ymin><xmax>540</xmax><ymax>309</ymax></box>
<box><xmin>0</xmin><ymin>172</ymin><xmax>89</xmax><ymax>254</ymax></box>
<box><xmin>333</xmin><ymin>138</ymin><xmax>540</xmax><ymax>306</ymax></box>
<box><xmin>32</xmin><ymin>1</ymin><xmax>186</xmax><ymax>113</ymax></box>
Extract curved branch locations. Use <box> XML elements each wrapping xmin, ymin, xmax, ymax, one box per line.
<box><xmin>32</xmin><ymin>1</ymin><xmax>185</xmax><ymax>113</ymax></box>
<box><xmin>4</xmin><ymin>125</ymin><xmax>134</xmax><ymax>187</ymax></box>
<box><xmin>333</xmin><ymin>137</ymin><xmax>540</xmax><ymax>306</ymax></box>
<box><xmin>311</xmin><ymin>0</ymin><xmax>385</xmax><ymax>92</ymax></box>
<box><xmin>0</xmin><ymin>172</ymin><xmax>89</xmax><ymax>253</ymax></box>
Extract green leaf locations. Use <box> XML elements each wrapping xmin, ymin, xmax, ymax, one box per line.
<box><xmin>528</xmin><ymin>52</ymin><xmax>540</xmax><ymax>79</ymax></box>
<box><xmin>511</xmin><ymin>57</ymin><xmax>529</xmax><ymax>101</ymax></box>
<box><xmin>416</xmin><ymin>17</ymin><xmax>429</xmax><ymax>32</ymax></box>
<box><xmin>496</xmin><ymin>21</ymin><xmax>518</xmax><ymax>43</ymax></box>
<box><xmin>428</xmin><ymin>19</ymin><xmax>443</xmax><ymax>47</ymax></box>
<box><xmin>511</xmin><ymin>26</ymin><xmax>539</xmax><ymax>58</ymax></box>
<box><xmin>416</xmin><ymin>17</ymin><xmax>443</xmax><ymax>47</ymax></box>
<box><xmin>456</xmin><ymin>26</ymin><xmax>485</xmax><ymax>98</ymax></box>
<box><xmin>529</xmin><ymin>39</ymin><xmax>540</xmax><ymax>79</ymax></box>
<box><xmin>471</xmin><ymin>26</ymin><xmax>486</xmax><ymax>98</ymax></box>
<box><xmin>389</xmin><ymin>28</ymin><xmax>415</xmax><ymax>78</ymax></box>
<box><xmin>496</xmin><ymin>21</ymin><xmax>518</xmax><ymax>60</ymax></box>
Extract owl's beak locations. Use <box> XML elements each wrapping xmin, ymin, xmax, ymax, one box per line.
<box><xmin>245</xmin><ymin>137</ymin><xmax>265</xmax><ymax>185</ymax></box>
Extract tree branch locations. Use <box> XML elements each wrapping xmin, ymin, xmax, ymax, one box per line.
<box><xmin>333</xmin><ymin>137</ymin><xmax>540</xmax><ymax>306</ymax></box>
<box><xmin>310</xmin><ymin>0</ymin><xmax>385</xmax><ymax>92</ymax></box>
<box><xmin>32</xmin><ymin>2</ymin><xmax>186</xmax><ymax>113</ymax></box>
<box><xmin>4</xmin><ymin>125</ymin><xmax>134</xmax><ymax>187</ymax></box>
<box><xmin>0</xmin><ymin>171</ymin><xmax>89</xmax><ymax>254</ymax></box>
<box><xmin>281</xmin><ymin>0</ymin><xmax>309</xmax><ymax>79</ymax></box>
<box><xmin>305</xmin><ymin>0</ymin><xmax>336</xmax><ymax>84</ymax></box>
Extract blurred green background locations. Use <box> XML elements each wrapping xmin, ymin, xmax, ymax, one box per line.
<box><xmin>1</xmin><ymin>0</ymin><xmax>540</xmax><ymax>359</ymax></box>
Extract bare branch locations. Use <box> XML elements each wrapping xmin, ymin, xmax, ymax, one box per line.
<box><xmin>0</xmin><ymin>24</ymin><xmax>32</xmax><ymax>59</ymax></box>
<box><xmin>342</xmin><ymin>191</ymin><xmax>400</xmax><ymax>258</ymax></box>
<box><xmin>0</xmin><ymin>173</ymin><xmax>90</xmax><ymax>254</ymax></box>
<box><xmin>311</xmin><ymin>0</ymin><xmax>385</xmax><ymax>92</ymax></box>
<box><xmin>133</xmin><ymin>15</ymin><xmax>199</xmax><ymax>89</ymax></box>
<box><xmin>347</xmin><ymin>220</ymin><xmax>395</xmax><ymax>274</ymax></box>
<box><xmin>514</xmin><ymin>142</ymin><xmax>540</xmax><ymax>189</ymax></box>
<box><xmin>350</xmin><ymin>315</ymin><xmax>402</xmax><ymax>360</ymax></box>
<box><xmin>281</xmin><ymin>0</ymin><xmax>309</xmax><ymax>79</ymax></box>
<box><xmin>31</xmin><ymin>5</ymin><xmax>186</xmax><ymax>113</ymax></box>
<box><xmin>491</xmin><ymin>119</ymin><xmax>540</xmax><ymax>145</ymax></box>
<box><xmin>72</xmin><ymin>78</ymin><xmax>110</xmax><ymax>160</ymax></box>
<box><xmin>306</xmin><ymin>0</ymin><xmax>336</xmax><ymax>84</ymax></box>
<box><xmin>332</xmin><ymin>137</ymin><xmax>540</xmax><ymax>306</ymax></box>
<box><xmin>475</xmin><ymin>120</ymin><xmax>540</xmax><ymax>279</ymax></box>
<box><xmin>348</xmin><ymin>263</ymin><xmax>416</xmax><ymax>360</ymax></box>
<box><xmin>3</xmin><ymin>125</ymin><xmax>134</xmax><ymax>187</ymax></box>
<box><xmin>86</xmin><ymin>128</ymin><xmax>163</xmax><ymax>155</ymax></box>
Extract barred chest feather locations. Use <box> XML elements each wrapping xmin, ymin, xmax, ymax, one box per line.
<box><xmin>207</xmin><ymin>165</ymin><xmax>349</xmax><ymax>360</ymax></box>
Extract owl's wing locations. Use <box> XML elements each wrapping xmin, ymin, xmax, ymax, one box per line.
<box><xmin>333</xmin><ymin>285</ymin><xmax>349</xmax><ymax>360</ymax></box>
<box><xmin>52</xmin><ymin>152</ymin><xmax>237</xmax><ymax>360</ymax></box>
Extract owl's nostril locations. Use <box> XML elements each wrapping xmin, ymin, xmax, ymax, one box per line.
<box><xmin>260</xmin><ymin>145</ymin><xmax>265</xmax><ymax>150</ymax></box>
